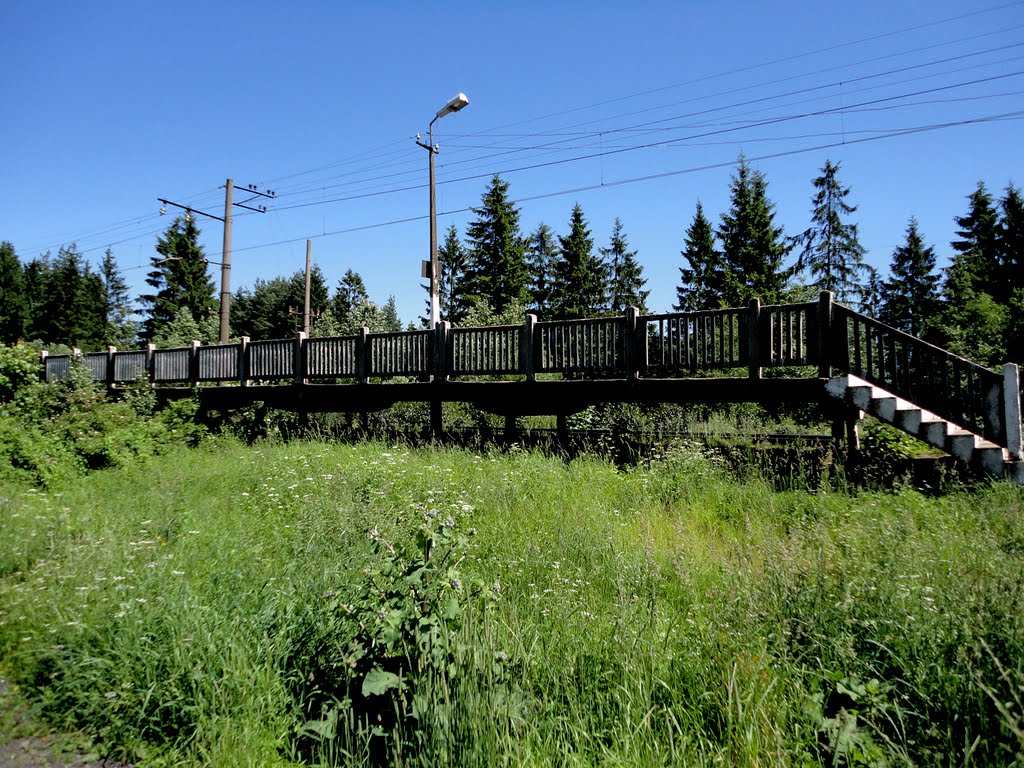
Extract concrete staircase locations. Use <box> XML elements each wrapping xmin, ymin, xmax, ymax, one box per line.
<box><xmin>826</xmin><ymin>374</ymin><xmax>1024</xmax><ymax>483</ymax></box>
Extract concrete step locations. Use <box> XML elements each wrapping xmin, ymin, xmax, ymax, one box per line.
<box><xmin>827</xmin><ymin>374</ymin><xmax>1022</xmax><ymax>483</ymax></box>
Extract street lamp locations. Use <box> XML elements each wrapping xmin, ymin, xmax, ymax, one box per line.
<box><xmin>416</xmin><ymin>92</ymin><xmax>469</xmax><ymax>328</ymax></box>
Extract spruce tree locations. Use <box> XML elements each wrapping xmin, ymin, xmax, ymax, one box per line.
<box><xmin>676</xmin><ymin>202</ymin><xmax>724</xmax><ymax>311</ymax></box>
<box><xmin>437</xmin><ymin>224</ymin><xmax>467</xmax><ymax>321</ymax></box>
<box><xmin>462</xmin><ymin>175</ymin><xmax>529</xmax><ymax>315</ymax></box>
<box><xmin>878</xmin><ymin>218</ymin><xmax>939</xmax><ymax>338</ymax></box>
<box><xmin>0</xmin><ymin>241</ymin><xmax>26</xmax><ymax>344</ymax></box>
<box><xmin>997</xmin><ymin>184</ymin><xmax>1024</xmax><ymax>301</ymax></box>
<box><xmin>382</xmin><ymin>295</ymin><xmax>402</xmax><ymax>332</ymax></box>
<box><xmin>140</xmin><ymin>216</ymin><xmax>216</xmax><ymax>341</ymax></box>
<box><xmin>550</xmin><ymin>203</ymin><xmax>608</xmax><ymax>319</ymax></box>
<box><xmin>603</xmin><ymin>218</ymin><xmax>649</xmax><ymax>314</ymax></box>
<box><xmin>939</xmin><ymin>181</ymin><xmax>1005</xmax><ymax>363</ymax></box>
<box><xmin>22</xmin><ymin>253</ymin><xmax>51</xmax><ymax>342</ymax></box>
<box><xmin>333</xmin><ymin>270</ymin><xmax>369</xmax><ymax>329</ymax></box>
<box><xmin>945</xmin><ymin>181</ymin><xmax>1001</xmax><ymax>305</ymax></box>
<box><xmin>527</xmin><ymin>223</ymin><xmax>558</xmax><ymax>316</ymax></box>
<box><xmin>99</xmin><ymin>247</ymin><xmax>137</xmax><ymax>347</ymax></box>
<box><xmin>718</xmin><ymin>156</ymin><xmax>790</xmax><ymax>306</ymax></box>
<box><xmin>35</xmin><ymin>244</ymin><xmax>106</xmax><ymax>349</ymax></box>
<box><xmin>793</xmin><ymin>160</ymin><xmax>867</xmax><ymax>304</ymax></box>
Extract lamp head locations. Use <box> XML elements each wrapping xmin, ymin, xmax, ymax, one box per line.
<box><xmin>436</xmin><ymin>92</ymin><xmax>469</xmax><ymax>119</ymax></box>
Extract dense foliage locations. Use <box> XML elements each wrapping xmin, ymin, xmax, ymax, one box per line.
<box><xmin>0</xmin><ymin>441</ymin><xmax>1022</xmax><ymax>766</ymax></box>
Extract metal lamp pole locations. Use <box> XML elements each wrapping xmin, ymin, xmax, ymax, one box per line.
<box><xmin>416</xmin><ymin>93</ymin><xmax>469</xmax><ymax>328</ymax></box>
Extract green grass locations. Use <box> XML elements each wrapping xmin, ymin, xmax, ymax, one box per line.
<box><xmin>1</xmin><ymin>439</ymin><xmax>1023</xmax><ymax>766</ymax></box>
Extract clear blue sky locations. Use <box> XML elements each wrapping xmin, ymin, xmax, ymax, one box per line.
<box><xmin>3</xmin><ymin>0</ymin><xmax>1023</xmax><ymax>327</ymax></box>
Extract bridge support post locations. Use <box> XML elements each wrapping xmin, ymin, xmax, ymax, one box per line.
<box><xmin>430</xmin><ymin>400</ymin><xmax>443</xmax><ymax>438</ymax></box>
<box><xmin>1004</xmin><ymin>363</ymin><xmax>1023</xmax><ymax>461</ymax></box>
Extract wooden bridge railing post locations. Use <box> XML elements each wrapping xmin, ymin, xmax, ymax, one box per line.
<box><xmin>106</xmin><ymin>346</ymin><xmax>117</xmax><ymax>390</ymax></box>
<box><xmin>624</xmin><ymin>306</ymin><xmax>641</xmax><ymax>380</ymax></box>
<box><xmin>523</xmin><ymin>313</ymin><xmax>537</xmax><ymax>382</ymax></box>
<box><xmin>189</xmin><ymin>340</ymin><xmax>201</xmax><ymax>386</ymax></box>
<box><xmin>434</xmin><ymin>321</ymin><xmax>451</xmax><ymax>382</ymax></box>
<box><xmin>817</xmin><ymin>290</ymin><xmax>834</xmax><ymax>378</ymax></box>
<box><xmin>356</xmin><ymin>326</ymin><xmax>369</xmax><ymax>384</ymax></box>
<box><xmin>294</xmin><ymin>331</ymin><xmax>307</xmax><ymax>385</ymax></box>
<box><xmin>238</xmin><ymin>337</ymin><xmax>249</xmax><ymax>386</ymax></box>
<box><xmin>39</xmin><ymin>350</ymin><xmax>48</xmax><ymax>382</ymax></box>
<box><xmin>146</xmin><ymin>344</ymin><xmax>156</xmax><ymax>385</ymax></box>
<box><xmin>1004</xmin><ymin>363</ymin><xmax>1023</xmax><ymax>460</ymax></box>
<box><xmin>747</xmin><ymin>299</ymin><xmax>762</xmax><ymax>381</ymax></box>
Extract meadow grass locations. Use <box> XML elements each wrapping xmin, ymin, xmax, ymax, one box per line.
<box><xmin>0</xmin><ymin>439</ymin><xmax>1022</xmax><ymax>766</ymax></box>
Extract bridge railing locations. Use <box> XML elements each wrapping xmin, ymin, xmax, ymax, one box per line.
<box><xmin>831</xmin><ymin>304</ymin><xmax>1009</xmax><ymax>444</ymax></box>
<box><xmin>535</xmin><ymin>315</ymin><xmax>626</xmax><ymax>375</ymax></box>
<box><xmin>643</xmin><ymin>308</ymin><xmax>748</xmax><ymax>374</ymax></box>
<box><xmin>36</xmin><ymin>303</ymin><xmax>825</xmax><ymax>386</ymax></box>
<box><xmin>447</xmin><ymin>324</ymin><xmax>521</xmax><ymax>376</ymax></box>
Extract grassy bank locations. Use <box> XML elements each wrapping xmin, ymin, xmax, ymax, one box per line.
<box><xmin>1</xmin><ymin>440</ymin><xmax>1023</xmax><ymax>766</ymax></box>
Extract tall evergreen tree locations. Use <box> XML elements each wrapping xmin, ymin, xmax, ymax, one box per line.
<box><xmin>333</xmin><ymin>269</ymin><xmax>369</xmax><ymax>329</ymax></box>
<box><xmin>997</xmin><ymin>184</ymin><xmax>1024</xmax><ymax>301</ymax></box>
<box><xmin>527</xmin><ymin>223</ymin><xmax>558</xmax><ymax>316</ymax></box>
<box><xmin>878</xmin><ymin>218</ymin><xmax>939</xmax><ymax>337</ymax></box>
<box><xmin>945</xmin><ymin>181</ymin><xmax>1001</xmax><ymax>306</ymax></box>
<box><xmin>437</xmin><ymin>224</ymin><xmax>468</xmax><ymax>321</ymax></box>
<box><xmin>550</xmin><ymin>203</ymin><xmax>608</xmax><ymax>318</ymax></box>
<box><xmin>718</xmin><ymin>156</ymin><xmax>790</xmax><ymax>306</ymax></box>
<box><xmin>603</xmin><ymin>218</ymin><xmax>649</xmax><ymax>314</ymax></box>
<box><xmin>676</xmin><ymin>202</ymin><xmax>724</xmax><ymax>311</ymax></box>
<box><xmin>938</xmin><ymin>181</ymin><xmax>1005</xmax><ymax>363</ymax></box>
<box><xmin>793</xmin><ymin>160</ymin><xmax>867</xmax><ymax>304</ymax></box>
<box><xmin>99</xmin><ymin>247</ymin><xmax>137</xmax><ymax>347</ymax></box>
<box><xmin>382</xmin><ymin>295</ymin><xmax>402</xmax><ymax>332</ymax></box>
<box><xmin>35</xmin><ymin>244</ymin><xmax>106</xmax><ymax>349</ymax></box>
<box><xmin>462</xmin><ymin>175</ymin><xmax>529</xmax><ymax>315</ymax></box>
<box><xmin>232</xmin><ymin>277</ymin><xmax>291</xmax><ymax>340</ymax></box>
<box><xmin>0</xmin><ymin>241</ymin><xmax>26</xmax><ymax>344</ymax></box>
<box><xmin>140</xmin><ymin>216</ymin><xmax>216</xmax><ymax>341</ymax></box>
<box><xmin>22</xmin><ymin>253</ymin><xmax>51</xmax><ymax>341</ymax></box>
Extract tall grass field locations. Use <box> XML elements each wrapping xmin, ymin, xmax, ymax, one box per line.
<box><xmin>1</xmin><ymin>439</ymin><xmax>1023</xmax><ymax>766</ymax></box>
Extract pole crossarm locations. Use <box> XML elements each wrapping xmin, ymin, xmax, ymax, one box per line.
<box><xmin>157</xmin><ymin>198</ymin><xmax>225</xmax><ymax>223</ymax></box>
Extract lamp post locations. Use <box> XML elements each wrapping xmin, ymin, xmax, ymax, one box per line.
<box><xmin>416</xmin><ymin>92</ymin><xmax>469</xmax><ymax>328</ymax></box>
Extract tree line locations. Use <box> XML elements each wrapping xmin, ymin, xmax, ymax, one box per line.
<box><xmin>1</xmin><ymin>154</ymin><xmax>1021</xmax><ymax>367</ymax></box>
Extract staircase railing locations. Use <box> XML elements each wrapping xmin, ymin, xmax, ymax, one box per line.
<box><xmin>832</xmin><ymin>303</ymin><xmax>1010</xmax><ymax>444</ymax></box>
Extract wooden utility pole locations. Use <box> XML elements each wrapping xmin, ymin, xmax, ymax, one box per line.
<box><xmin>219</xmin><ymin>179</ymin><xmax>233</xmax><ymax>344</ymax></box>
<box><xmin>304</xmin><ymin>239</ymin><xmax>312</xmax><ymax>335</ymax></box>
<box><xmin>158</xmin><ymin>180</ymin><xmax>275</xmax><ymax>344</ymax></box>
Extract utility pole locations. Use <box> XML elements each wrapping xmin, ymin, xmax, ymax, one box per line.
<box><xmin>304</xmin><ymin>239</ymin><xmax>312</xmax><ymax>335</ymax></box>
<box><xmin>158</xmin><ymin>180</ymin><xmax>275</xmax><ymax>343</ymax></box>
<box><xmin>220</xmin><ymin>180</ymin><xmax>233</xmax><ymax>344</ymax></box>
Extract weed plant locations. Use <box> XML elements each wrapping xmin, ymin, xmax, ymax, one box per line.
<box><xmin>0</xmin><ymin>440</ymin><xmax>1022</xmax><ymax>766</ymax></box>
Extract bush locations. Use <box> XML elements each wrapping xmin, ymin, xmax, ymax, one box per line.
<box><xmin>0</xmin><ymin>343</ymin><xmax>40</xmax><ymax>402</ymax></box>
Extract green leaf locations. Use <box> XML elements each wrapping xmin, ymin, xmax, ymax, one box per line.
<box><xmin>362</xmin><ymin>667</ymin><xmax>401</xmax><ymax>697</ymax></box>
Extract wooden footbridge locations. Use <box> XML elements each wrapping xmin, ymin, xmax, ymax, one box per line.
<box><xmin>41</xmin><ymin>293</ymin><xmax>1024</xmax><ymax>482</ymax></box>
